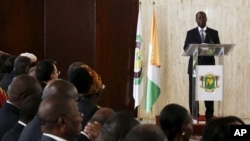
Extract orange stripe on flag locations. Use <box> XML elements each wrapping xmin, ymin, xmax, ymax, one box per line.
<box><xmin>150</xmin><ymin>10</ymin><xmax>160</xmax><ymax>67</ymax></box>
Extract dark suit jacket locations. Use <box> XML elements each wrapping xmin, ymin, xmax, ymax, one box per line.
<box><xmin>41</xmin><ymin>135</ymin><xmax>57</xmax><ymax>141</ymax></box>
<box><xmin>1</xmin><ymin>122</ymin><xmax>25</xmax><ymax>141</ymax></box>
<box><xmin>78</xmin><ymin>99</ymin><xmax>99</xmax><ymax>128</ymax></box>
<box><xmin>41</xmin><ymin>134</ymin><xmax>84</xmax><ymax>141</ymax></box>
<box><xmin>74</xmin><ymin>132</ymin><xmax>90</xmax><ymax>141</ymax></box>
<box><xmin>18</xmin><ymin>114</ymin><xmax>90</xmax><ymax>141</ymax></box>
<box><xmin>0</xmin><ymin>102</ymin><xmax>20</xmax><ymax>140</ymax></box>
<box><xmin>183</xmin><ymin>27</ymin><xmax>220</xmax><ymax>74</ymax></box>
<box><xmin>0</xmin><ymin>71</ymin><xmax>14</xmax><ymax>91</ymax></box>
<box><xmin>18</xmin><ymin>115</ymin><xmax>42</xmax><ymax>141</ymax></box>
<box><xmin>41</xmin><ymin>133</ymin><xmax>90</xmax><ymax>141</ymax></box>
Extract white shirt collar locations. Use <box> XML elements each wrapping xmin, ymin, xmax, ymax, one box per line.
<box><xmin>80</xmin><ymin>131</ymin><xmax>90</xmax><ymax>139</ymax></box>
<box><xmin>6</xmin><ymin>100</ymin><xmax>20</xmax><ymax>109</ymax></box>
<box><xmin>43</xmin><ymin>133</ymin><xmax>68</xmax><ymax>141</ymax></box>
<box><xmin>198</xmin><ymin>26</ymin><xmax>207</xmax><ymax>32</ymax></box>
<box><xmin>18</xmin><ymin>120</ymin><xmax>27</xmax><ymax>127</ymax></box>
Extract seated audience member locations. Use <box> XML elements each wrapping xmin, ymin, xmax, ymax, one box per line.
<box><xmin>0</xmin><ymin>52</ymin><xmax>10</xmax><ymax>81</ymax></box>
<box><xmin>36</xmin><ymin>59</ymin><xmax>60</xmax><ymax>90</ymax></box>
<box><xmin>0</xmin><ymin>55</ymin><xmax>17</xmax><ymax>107</ymax></box>
<box><xmin>88</xmin><ymin>107</ymin><xmax>115</xmax><ymax>125</ymax></box>
<box><xmin>1</xmin><ymin>94</ymin><xmax>42</xmax><ymax>141</ymax></box>
<box><xmin>0</xmin><ymin>55</ymin><xmax>32</xmax><ymax>91</ymax></box>
<box><xmin>201</xmin><ymin>116</ymin><xmax>245</xmax><ymax>141</ymax></box>
<box><xmin>0</xmin><ymin>74</ymin><xmax>42</xmax><ymax>139</ymax></box>
<box><xmin>0</xmin><ymin>54</ymin><xmax>15</xmax><ymax>106</ymax></box>
<box><xmin>13</xmin><ymin>56</ymin><xmax>32</xmax><ymax>76</ymax></box>
<box><xmin>38</xmin><ymin>94</ymin><xmax>83</xmax><ymax>141</ymax></box>
<box><xmin>67</xmin><ymin>61</ymin><xmax>85</xmax><ymax>81</ymax></box>
<box><xmin>0</xmin><ymin>55</ymin><xmax>16</xmax><ymax>93</ymax></box>
<box><xmin>26</xmin><ymin>61</ymin><xmax>38</xmax><ymax>78</ymax></box>
<box><xmin>19</xmin><ymin>52</ymin><xmax>37</xmax><ymax>63</ymax></box>
<box><xmin>69</xmin><ymin>64</ymin><xmax>105</xmax><ymax>128</ymax></box>
<box><xmin>0</xmin><ymin>54</ymin><xmax>15</xmax><ymax>81</ymax></box>
<box><xmin>80</xmin><ymin>107</ymin><xmax>115</xmax><ymax>141</ymax></box>
<box><xmin>67</xmin><ymin>61</ymin><xmax>85</xmax><ymax>101</ymax></box>
<box><xmin>19</xmin><ymin>52</ymin><xmax>38</xmax><ymax>78</ymax></box>
<box><xmin>18</xmin><ymin>79</ymin><xmax>78</xmax><ymax>141</ymax></box>
<box><xmin>96</xmin><ymin>111</ymin><xmax>140</xmax><ymax>141</ymax></box>
<box><xmin>159</xmin><ymin>103</ymin><xmax>193</xmax><ymax>141</ymax></box>
<box><xmin>123</xmin><ymin>123</ymin><xmax>168</xmax><ymax>141</ymax></box>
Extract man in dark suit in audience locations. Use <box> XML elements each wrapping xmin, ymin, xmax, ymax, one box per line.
<box><xmin>36</xmin><ymin>59</ymin><xmax>60</xmax><ymax>90</ymax></box>
<box><xmin>0</xmin><ymin>75</ymin><xmax>42</xmax><ymax>140</ymax></box>
<box><xmin>18</xmin><ymin>79</ymin><xmax>78</xmax><ymax>141</ymax></box>
<box><xmin>96</xmin><ymin>111</ymin><xmax>139</xmax><ymax>141</ymax></box>
<box><xmin>39</xmin><ymin>94</ymin><xmax>82</xmax><ymax>141</ymax></box>
<box><xmin>76</xmin><ymin>107</ymin><xmax>115</xmax><ymax>141</ymax></box>
<box><xmin>123</xmin><ymin>124</ymin><xmax>168</xmax><ymax>141</ymax></box>
<box><xmin>0</xmin><ymin>55</ymin><xmax>32</xmax><ymax>92</ymax></box>
<box><xmin>1</xmin><ymin>94</ymin><xmax>42</xmax><ymax>141</ymax></box>
<box><xmin>183</xmin><ymin>11</ymin><xmax>220</xmax><ymax>121</ymax></box>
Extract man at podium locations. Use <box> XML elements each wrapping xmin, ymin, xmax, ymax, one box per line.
<box><xmin>183</xmin><ymin>11</ymin><xmax>220</xmax><ymax>121</ymax></box>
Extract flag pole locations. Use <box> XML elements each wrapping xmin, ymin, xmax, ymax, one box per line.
<box><xmin>150</xmin><ymin>108</ymin><xmax>153</xmax><ymax>123</ymax></box>
<box><xmin>150</xmin><ymin>0</ymin><xmax>154</xmax><ymax>124</ymax></box>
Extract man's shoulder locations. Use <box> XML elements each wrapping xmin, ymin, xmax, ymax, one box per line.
<box><xmin>207</xmin><ymin>27</ymin><xmax>218</xmax><ymax>33</ymax></box>
<box><xmin>41</xmin><ymin>135</ymin><xmax>57</xmax><ymax>141</ymax></box>
<box><xmin>0</xmin><ymin>103</ymin><xmax>19</xmax><ymax>119</ymax></box>
<box><xmin>188</xmin><ymin>27</ymin><xmax>198</xmax><ymax>31</ymax></box>
<box><xmin>187</xmin><ymin>27</ymin><xmax>198</xmax><ymax>34</ymax></box>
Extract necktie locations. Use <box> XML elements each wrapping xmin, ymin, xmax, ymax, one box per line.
<box><xmin>200</xmin><ymin>29</ymin><xmax>205</xmax><ymax>43</ymax></box>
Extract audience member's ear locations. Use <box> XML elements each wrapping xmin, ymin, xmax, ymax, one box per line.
<box><xmin>58</xmin><ymin>116</ymin><xmax>67</xmax><ymax>129</ymax></box>
<box><xmin>181</xmin><ymin>125</ymin><xmax>186</xmax><ymax>135</ymax></box>
<box><xmin>20</xmin><ymin>92</ymin><xmax>32</xmax><ymax>100</ymax></box>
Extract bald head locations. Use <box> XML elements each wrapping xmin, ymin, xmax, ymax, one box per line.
<box><xmin>96</xmin><ymin>111</ymin><xmax>139</xmax><ymax>141</ymax></box>
<box><xmin>14</xmin><ymin>56</ymin><xmax>32</xmax><ymax>76</ymax></box>
<box><xmin>7</xmin><ymin>74</ymin><xmax>42</xmax><ymax>106</ymax></box>
<box><xmin>39</xmin><ymin>94</ymin><xmax>82</xmax><ymax>140</ymax></box>
<box><xmin>39</xmin><ymin>95</ymin><xmax>76</xmax><ymax>126</ymax></box>
<box><xmin>42</xmin><ymin>79</ymin><xmax>78</xmax><ymax>100</ymax></box>
<box><xmin>89</xmin><ymin>107</ymin><xmax>115</xmax><ymax>125</ymax></box>
<box><xmin>124</xmin><ymin>124</ymin><xmax>168</xmax><ymax>141</ymax></box>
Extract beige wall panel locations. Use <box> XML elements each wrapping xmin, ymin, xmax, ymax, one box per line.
<box><xmin>138</xmin><ymin>0</ymin><xmax>250</xmax><ymax>121</ymax></box>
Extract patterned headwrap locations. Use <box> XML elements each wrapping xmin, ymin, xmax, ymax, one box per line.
<box><xmin>81</xmin><ymin>65</ymin><xmax>103</xmax><ymax>96</ymax></box>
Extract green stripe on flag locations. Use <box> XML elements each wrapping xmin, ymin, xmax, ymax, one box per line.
<box><xmin>146</xmin><ymin>78</ymin><xmax>161</xmax><ymax>113</ymax></box>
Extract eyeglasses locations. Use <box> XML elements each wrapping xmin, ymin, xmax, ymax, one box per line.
<box><xmin>72</xmin><ymin>112</ymin><xmax>84</xmax><ymax>118</ymax></box>
<box><xmin>63</xmin><ymin>112</ymin><xmax>84</xmax><ymax>121</ymax></box>
<box><xmin>54</xmin><ymin>70</ymin><xmax>60</xmax><ymax>75</ymax></box>
<box><xmin>79</xmin><ymin>112</ymin><xmax>84</xmax><ymax>117</ymax></box>
<box><xmin>96</xmin><ymin>84</ymin><xmax>105</xmax><ymax>96</ymax></box>
<box><xmin>101</xmin><ymin>84</ymin><xmax>105</xmax><ymax>90</ymax></box>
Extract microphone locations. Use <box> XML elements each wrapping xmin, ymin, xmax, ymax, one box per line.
<box><xmin>205</xmin><ymin>30</ymin><xmax>214</xmax><ymax>44</ymax></box>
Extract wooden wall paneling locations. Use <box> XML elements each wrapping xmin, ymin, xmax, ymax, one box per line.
<box><xmin>96</xmin><ymin>0</ymin><xmax>139</xmax><ymax>115</ymax></box>
<box><xmin>44</xmin><ymin>0</ymin><xmax>96</xmax><ymax>79</ymax></box>
<box><xmin>1</xmin><ymin>0</ymin><xmax>139</xmax><ymax>115</ymax></box>
<box><xmin>0</xmin><ymin>0</ymin><xmax>44</xmax><ymax>59</ymax></box>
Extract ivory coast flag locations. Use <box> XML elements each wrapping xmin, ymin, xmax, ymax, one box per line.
<box><xmin>146</xmin><ymin>9</ymin><xmax>161</xmax><ymax>113</ymax></box>
<box><xmin>133</xmin><ymin>9</ymin><xmax>143</xmax><ymax>108</ymax></box>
